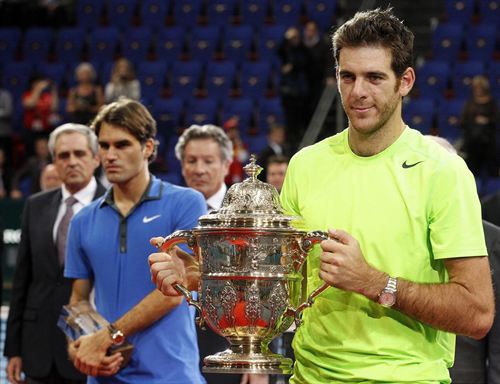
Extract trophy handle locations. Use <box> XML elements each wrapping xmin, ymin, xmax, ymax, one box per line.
<box><xmin>157</xmin><ymin>230</ymin><xmax>204</xmax><ymax>326</ymax></box>
<box><xmin>292</xmin><ymin>230</ymin><xmax>331</xmax><ymax>327</ymax></box>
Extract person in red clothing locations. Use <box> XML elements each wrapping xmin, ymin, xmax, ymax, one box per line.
<box><xmin>223</xmin><ymin>116</ymin><xmax>249</xmax><ymax>186</ymax></box>
<box><xmin>23</xmin><ymin>74</ymin><xmax>60</xmax><ymax>134</ymax></box>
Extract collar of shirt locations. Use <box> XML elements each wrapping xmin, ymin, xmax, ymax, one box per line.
<box><xmin>206</xmin><ymin>183</ymin><xmax>227</xmax><ymax>212</ymax></box>
<box><xmin>269</xmin><ymin>142</ymin><xmax>283</xmax><ymax>155</ymax></box>
<box><xmin>99</xmin><ymin>175</ymin><xmax>163</xmax><ymax>216</ymax></box>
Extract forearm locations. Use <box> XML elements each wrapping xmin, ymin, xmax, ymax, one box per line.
<box><xmin>359</xmin><ymin>258</ymin><xmax>494</xmax><ymax>339</ymax></box>
<box><xmin>113</xmin><ymin>289</ymin><xmax>182</xmax><ymax>337</ymax></box>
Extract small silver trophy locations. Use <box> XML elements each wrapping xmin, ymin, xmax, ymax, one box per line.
<box><xmin>58</xmin><ymin>300</ymin><xmax>134</xmax><ymax>366</ymax></box>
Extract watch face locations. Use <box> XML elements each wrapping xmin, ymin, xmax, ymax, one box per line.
<box><xmin>112</xmin><ymin>331</ymin><xmax>125</xmax><ymax>345</ymax></box>
<box><xmin>379</xmin><ymin>291</ymin><xmax>396</xmax><ymax>307</ymax></box>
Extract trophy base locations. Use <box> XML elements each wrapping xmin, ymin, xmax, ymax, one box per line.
<box><xmin>202</xmin><ymin>349</ymin><xmax>293</xmax><ymax>374</ymax></box>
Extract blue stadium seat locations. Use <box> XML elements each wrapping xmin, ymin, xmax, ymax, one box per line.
<box><xmin>416</xmin><ymin>61</ymin><xmax>450</xmax><ymax>100</ymax></box>
<box><xmin>76</xmin><ymin>0</ymin><xmax>104</xmax><ymax>30</ymax></box>
<box><xmin>137</xmin><ymin>60</ymin><xmax>169</xmax><ymax>103</ymax></box>
<box><xmin>206</xmin><ymin>0</ymin><xmax>237</xmax><ymax>26</ymax></box>
<box><xmin>403</xmin><ymin>98</ymin><xmax>436</xmax><ymax>134</ymax></box>
<box><xmin>437</xmin><ymin>98</ymin><xmax>466</xmax><ymax>142</ymax></box>
<box><xmin>2</xmin><ymin>61</ymin><xmax>32</xmax><ymax>99</ymax></box>
<box><xmin>257</xmin><ymin>97</ymin><xmax>284</xmax><ymax>133</ymax></box>
<box><xmin>55</xmin><ymin>27</ymin><xmax>85</xmax><ymax>65</ymax></box>
<box><xmin>222</xmin><ymin>98</ymin><xmax>254</xmax><ymax>132</ymax></box>
<box><xmin>240</xmin><ymin>60</ymin><xmax>272</xmax><ymax>100</ymax></box>
<box><xmin>205</xmin><ymin>61</ymin><xmax>237</xmax><ymax>101</ymax></box>
<box><xmin>451</xmin><ymin>61</ymin><xmax>486</xmax><ymax>99</ymax></box>
<box><xmin>431</xmin><ymin>23</ymin><xmax>464</xmax><ymax>61</ymax></box>
<box><xmin>257</xmin><ymin>24</ymin><xmax>287</xmax><ymax>69</ymax></box>
<box><xmin>305</xmin><ymin>0</ymin><xmax>336</xmax><ymax>33</ymax></box>
<box><xmin>241</xmin><ymin>0</ymin><xmax>269</xmax><ymax>28</ymax></box>
<box><xmin>139</xmin><ymin>0</ymin><xmax>170</xmax><ymax>30</ymax></box>
<box><xmin>479</xmin><ymin>0</ymin><xmax>499</xmax><ymax>23</ymax></box>
<box><xmin>156</xmin><ymin>26</ymin><xmax>185</xmax><ymax>64</ymax></box>
<box><xmin>88</xmin><ymin>27</ymin><xmax>119</xmax><ymax>65</ymax></box>
<box><xmin>171</xmin><ymin>60</ymin><xmax>203</xmax><ymax>101</ymax></box>
<box><xmin>273</xmin><ymin>0</ymin><xmax>302</xmax><ymax>27</ymax></box>
<box><xmin>153</xmin><ymin>97</ymin><xmax>183</xmax><ymax>137</ymax></box>
<box><xmin>36</xmin><ymin>62</ymin><xmax>67</xmax><ymax>88</ymax></box>
<box><xmin>22</xmin><ymin>27</ymin><xmax>53</xmax><ymax>63</ymax></box>
<box><xmin>189</xmin><ymin>26</ymin><xmax>221</xmax><ymax>62</ymax></box>
<box><xmin>121</xmin><ymin>27</ymin><xmax>152</xmax><ymax>66</ymax></box>
<box><xmin>445</xmin><ymin>0</ymin><xmax>475</xmax><ymax>23</ymax></box>
<box><xmin>0</xmin><ymin>27</ymin><xmax>21</xmax><ymax>62</ymax></box>
<box><xmin>172</xmin><ymin>0</ymin><xmax>202</xmax><ymax>28</ymax></box>
<box><xmin>185</xmin><ymin>98</ymin><xmax>218</xmax><ymax>126</ymax></box>
<box><xmin>488</xmin><ymin>62</ymin><xmax>500</xmax><ymax>100</ymax></box>
<box><xmin>465</xmin><ymin>23</ymin><xmax>497</xmax><ymax>61</ymax></box>
<box><xmin>107</xmin><ymin>0</ymin><xmax>138</xmax><ymax>31</ymax></box>
<box><xmin>222</xmin><ymin>25</ymin><xmax>254</xmax><ymax>64</ymax></box>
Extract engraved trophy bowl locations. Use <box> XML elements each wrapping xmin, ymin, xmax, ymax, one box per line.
<box><xmin>159</xmin><ymin>155</ymin><xmax>329</xmax><ymax>375</ymax></box>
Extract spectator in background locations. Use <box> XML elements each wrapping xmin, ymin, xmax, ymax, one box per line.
<box><xmin>460</xmin><ymin>75</ymin><xmax>498</xmax><ymax>179</ymax></box>
<box><xmin>5</xmin><ymin>123</ymin><xmax>103</xmax><ymax>384</ymax></box>
<box><xmin>0</xmin><ymin>87</ymin><xmax>13</xmax><ymax>161</ymax></box>
<box><xmin>278</xmin><ymin>26</ymin><xmax>312</xmax><ymax>151</ymax></box>
<box><xmin>265</xmin><ymin>155</ymin><xmax>289</xmax><ymax>193</ymax></box>
<box><xmin>22</xmin><ymin>75</ymin><xmax>60</xmax><ymax>143</ymax></box>
<box><xmin>39</xmin><ymin>163</ymin><xmax>62</xmax><ymax>191</ymax></box>
<box><xmin>223</xmin><ymin>116</ymin><xmax>249</xmax><ymax>186</ymax></box>
<box><xmin>105</xmin><ymin>58</ymin><xmax>141</xmax><ymax>103</ymax></box>
<box><xmin>67</xmin><ymin>63</ymin><xmax>104</xmax><ymax>125</ymax></box>
<box><xmin>257</xmin><ymin>124</ymin><xmax>291</xmax><ymax>182</ymax></box>
<box><xmin>0</xmin><ymin>147</ymin><xmax>12</xmax><ymax>198</ymax></box>
<box><xmin>10</xmin><ymin>136</ymin><xmax>50</xmax><ymax>199</ymax></box>
<box><xmin>303</xmin><ymin>21</ymin><xmax>336</xmax><ymax>118</ymax></box>
<box><xmin>482</xmin><ymin>191</ymin><xmax>500</xmax><ymax>228</ymax></box>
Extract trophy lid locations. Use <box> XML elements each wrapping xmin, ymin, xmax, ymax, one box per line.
<box><xmin>198</xmin><ymin>155</ymin><xmax>299</xmax><ymax>229</ymax></box>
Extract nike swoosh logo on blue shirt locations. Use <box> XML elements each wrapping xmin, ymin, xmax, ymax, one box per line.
<box><xmin>143</xmin><ymin>214</ymin><xmax>161</xmax><ymax>223</ymax></box>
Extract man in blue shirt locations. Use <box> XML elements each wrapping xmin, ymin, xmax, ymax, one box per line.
<box><xmin>64</xmin><ymin>98</ymin><xmax>206</xmax><ymax>383</ymax></box>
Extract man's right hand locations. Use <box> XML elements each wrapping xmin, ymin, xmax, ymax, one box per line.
<box><xmin>6</xmin><ymin>356</ymin><xmax>23</xmax><ymax>384</ymax></box>
<box><xmin>149</xmin><ymin>238</ymin><xmax>192</xmax><ymax>296</ymax></box>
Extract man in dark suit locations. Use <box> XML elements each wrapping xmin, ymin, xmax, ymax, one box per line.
<box><xmin>4</xmin><ymin>123</ymin><xmax>104</xmax><ymax>384</ymax></box>
<box><xmin>257</xmin><ymin>124</ymin><xmax>291</xmax><ymax>183</ymax></box>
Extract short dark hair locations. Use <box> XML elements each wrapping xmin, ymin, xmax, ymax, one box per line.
<box><xmin>91</xmin><ymin>98</ymin><xmax>157</xmax><ymax>161</ymax></box>
<box><xmin>267</xmin><ymin>154</ymin><xmax>289</xmax><ymax>167</ymax></box>
<box><xmin>332</xmin><ymin>7</ymin><xmax>414</xmax><ymax>77</ymax></box>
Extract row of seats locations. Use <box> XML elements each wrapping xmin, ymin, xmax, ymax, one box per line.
<box><xmin>77</xmin><ymin>0</ymin><xmax>337</xmax><ymax>32</ymax></box>
<box><xmin>432</xmin><ymin>22</ymin><xmax>498</xmax><ymax>62</ymax></box>
<box><xmin>416</xmin><ymin>60</ymin><xmax>499</xmax><ymax>99</ymax></box>
<box><xmin>444</xmin><ymin>0</ymin><xmax>499</xmax><ymax>24</ymax></box>
<box><xmin>0</xmin><ymin>24</ymin><xmax>291</xmax><ymax>67</ymax></box>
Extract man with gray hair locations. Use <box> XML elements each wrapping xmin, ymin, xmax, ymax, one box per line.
<box><xmin>5</xmin><ymin>123</ymin><xmax>105</xmax><ymax>384</ymax></box>
<box><xmin>175</xmin><ymin>124</ymin><xmax>233</xmax><ymax>211</ymax></box>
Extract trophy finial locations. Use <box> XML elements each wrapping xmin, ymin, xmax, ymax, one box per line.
<box><xmin>243</xmin><ymin>154</ymin><xmax>262</xmax><ymax>181</ymax></box>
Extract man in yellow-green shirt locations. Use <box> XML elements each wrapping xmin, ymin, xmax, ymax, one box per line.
<box><xmin>279</xmin><ymin>7</ymin><xmax>494</xmax><ymax>383</ymax></box>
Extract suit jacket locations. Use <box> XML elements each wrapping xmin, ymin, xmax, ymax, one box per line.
<box><xmin>450</xmin><ymin>220</ymin><xmax>500</xmax><ymax>384</ymax></box>
<box><xmin>4</xmin><ymin>181</ymin><xmax>106</xmax><ymax>379</ymax></box>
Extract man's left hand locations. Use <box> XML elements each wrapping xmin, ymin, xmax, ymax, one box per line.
<box><xmin>72</xmin><ymin>328</ymin><xmax>124</xmax><ymax>377</ymax></box>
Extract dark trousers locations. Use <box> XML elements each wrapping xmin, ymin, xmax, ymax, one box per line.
<box><xmin>26</xmin><ymin>364</ymin><xmax>85</xmax><ymax>384</ymax></box>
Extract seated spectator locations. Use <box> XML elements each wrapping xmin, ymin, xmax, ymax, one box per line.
<box><xmin>10</xmin><ymin>136</ymin><xmax>50</xmax><ymax>199</ymax></box>
<box><xmin>23</xmin><ymin>74</ymin><xmax>61</xmax><ymax>138</ymax></box>
<box><xmin>257</xmin><ymin>124</ymin><xmax>292</xmax><ymax>182</ymax></box>
<box><xmin>105</xmin><ymin>58</ymin><xmax>141</xmax><ymax>103</ymax></box>
<box><xmin>66</xmin><ymin>62</ymin><xmax>104</xmax><ymax>125</ymax></box>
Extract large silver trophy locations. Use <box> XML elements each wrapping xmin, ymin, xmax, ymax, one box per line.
<box><xmin>159</xmin><ymin>156</ymin><xmax>329</xmax><ymax>374</ymax></box>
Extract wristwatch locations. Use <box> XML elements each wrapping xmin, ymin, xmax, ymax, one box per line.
<box><xmin>378</xmin><ymin>276</ymin><xmax>398</xmax><ymax>308</ymax></box>
<box><xmin>107</xmin><ymin>324</ymin><xmax>125</xmax><ymax>346</ymax></box>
